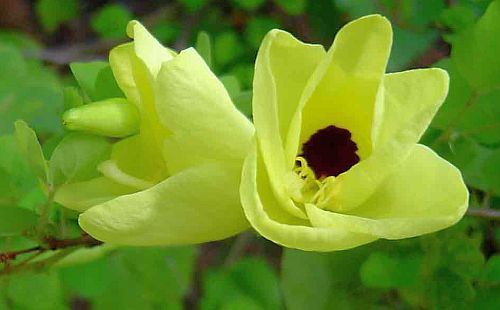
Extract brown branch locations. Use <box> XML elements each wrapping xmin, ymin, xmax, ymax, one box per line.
<box><xmin>467</xmin><ymin>208</ymin><xmax>500</xmax><ymax>220</ymax></box>
<box><xmin>0</xmin><ymin>234</ymin><xmax>102</xmax><ymax>264</ymax></box>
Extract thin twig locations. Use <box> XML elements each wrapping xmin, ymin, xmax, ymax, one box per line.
<box><xmin>1</xmin><ymin>248</ymin><xmax>78</xmax><ymax>277</ymax></box>
<box><xmin>467</xmin><ymin>208</ymin><xmax>500</xmax><ymax>220</ymax></box>
<box><xmin>0</xmin><ymin>234</ymin><xmax>102</xmax><ymax>265</ymax></box>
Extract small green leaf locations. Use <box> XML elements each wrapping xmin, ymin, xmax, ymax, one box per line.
<box><xmin>91</xmin><ymin>4</ymin><xmax>133</xmax><ymax>39</ymax></box>
<box><xmin>6</xmin><ymin>272</ymin><xmax>65</xmax><ymax>310</ymax></box>
<box><xmin>440</xmin><ymin>4</ymin><xmax>477</xmax><ymax>33</ymax></box>
<box><xmin>152</xmin><ymin>22</ymin><xmax>179</xmax><ymax>43</ymax></box>
<box><xmin>35</xmin><ymin>0</ymin><xmax>79</xmax><ymax>33</ymax></box>
<box><xmin>70</xmin><ymin>61</ymin><xmax>108</xmax><ymax>101</ymax></box>
<box><xmin>63</xmin><ymin>86</ymin><xmax>84</xmax><ymax>110</ymax></box>
<box><xmin>14</xmin><ymin>120</ymin><xmax>48</xmax><ymax>183</ymax></box>
<box><xmin>214</xmin><ymin>31</ymin><xmax>244</xmax><ymax>67</ymax></box>
<box><xmin>178</xmin><ymin>0</ymin><xmax>209</xmax><ymax>12</ymax></box>
<box><xmin>274</xmin><ymin>0</ymin><xmax>307</xmax><ymax>15</ymax></box>
<box><xmin>452</xmin><ymin>0</ymin><xmax>500</xmax><ymax>92</ymax></box>
<box><xmin>244</xmin><ymin>17</ymin><xmax>281</xmax><ymax>50</ymax></box>
<box><xmin>428</xmin><ymin>268</ymin><xmax>475</xmax><ymax>308</ymax></box>
<box><xmin>220</xmin><ymin>75</ymin><xmax>241</xmax><ymax>99</ymax></box>
<box><xmin>388</xmin><ymin>27</ymin><xmax>438</xmax><ymax>72</ymax></box>
<box><xmin>60</xmin><ymin>256</ymin><xmax>111</xmax><ymax>298</ymax></box>
<box><xmin>202</xmin><ymin>257</ymin><xmax>282</xmax><ymax>310</ymax></box>
<box><xmin>360</xmin><ymin>252</ymin><xmax>422</xmax><ymax>289</ymax></box>
<box><xmin>94</xmin><ymin>66</ymin><xmax>124</xmax><ymax>100</ymax></box>
<box><xmin>336</xmin><ymin>0</ymin><xmax>376</xmax><ymax>18</ymax></box>
<box><xmin>231</xmin><ymin>0</ymin><xmax>265</xmax><ymax>11</ymax></box>
<box><xmin>196</xmin><ymin>31</ymin><xmax>213</xmax><ymax>68</ymax></box>
<box><xmin>480</xmin><ymin>255</ymin><xmax>500</xmax><ymax>284</ymax></box>
<box><xmin>0</xmin><ymin>206</ymin><xmax>38</xmax><ymax>236</ymax></box>
<box><xmin>49</xmin><ymin>133</ymin><xmax>111</xmax><ymax>186</ymax></box>
<box><xmin>234</xmin><ymin>90</ymin><xmax>252</xmax><ymax>118</ymax></box>
<box><xmin>281</xmin><ymin>250</ymin><xmax>333</xmax><ymax>310</ymax></box>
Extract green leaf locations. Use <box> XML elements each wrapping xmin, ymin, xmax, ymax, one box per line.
<box><xmin>35</xmin><ymin>0</ymin><xmax>79</xmax><ymax>33</ymax></box>
<box><xmin>388</xmin><ymin>27</ymin><xmax>438</xmax><ymax>72</ymax></box>
<box><xmin>91</xmin><ymin>4</ymin><xmax>133</xmax><ymax>39</ymax></box>
<box><xmin>360</xmin><ymin>252</ymin><xmax>422</xmax><ymax>289</ymax></box>
<box><xmin>281</xmin><ymin>250</ymin><xmax>332</xmax><ymax>310</ymax></box>
<box><xmin>0</xmin><ymin>135</ymin><xmax>38</xmax><ymax>200</ymax></box>
<box><xmin>69</xmin><ymin>61</ymin><xmax>108</xmax><ymax>101</ymax></box>
<box><xmin>472</xmin><ymin>286</ymin><xmax>500</xmax><ymax>309</ymax></box>
<box><xmin>432</xmin><ymin>59</ymin><xmax>500</xmax><ymax>147</ymax></box>
<box><xmin>63</xmin><ymin>86</ymin><xmax>84</xmax><ymax>110</ymax></box>
<box><xmin>282</xmin><ymin>247</ymin><xmax>379</xmax><ymax>310</ymax></box>
<box><xmin>452</xmin><ymin>0</ymin><xmax>500</xmax><ymax>92</ymax></box>
<box><xmin>14</xmin><ymin>120</ymin><xmax>48</xmax><ymax>183</ymax></box>
<box><xmin>152</xmin><ymin>22</ymin><xmax>180</xmax><ymax>44</ymax></box>
<box><xmin>434</xmin><ymin>135</ymin><xmax>500</xmax><ymax>196</ymax></box>
<box><xmin>231</xmin><ymin>0</ymin><xmax>265</xmax><ymax>11</ymax></box>
<box><xmin>428</xmin><ymin>268</ymin><xmax>475</xmax><ymax>308</ymax></box>
<box><xmin>0</xmin><ymin>206</ymin><xmax>38</xmax><ymax>236</ymax></box>
<box><xmin>49</xmin><ymin>133</ymin><xmax>111</xmax><ymax>186</ymax></box>
<box><xmin>244</xmin><ymin>17</ymin><xmax>281</xmax><ymax>50</ymax></box>
<box><xmin>480</xmin><ymin>255</ymin><xmax>500</xmax><ymax>284</ymax></box>
<box><xmin>0</xmin><ymin>45</ymin><xmax>63</xmax><ymax>135</ymax></box>
<box><xmin>178</xmin><ymin>0</ymin><xmax>209</xmax><ymax>12</ymax></box>
<box><xmin>234</xmin><ymin>90</ymin><xmax>252</xmax><ymax>118</ymax></box>
<box><xmin>196</xmin><ymin>31</ymin><xmax>213</xmax><ymax>68</ymax></box>
<box><xmin>94</xmin><ymin>65</ymin><xmax>125</xmax><ymax>100</ymax></box>
<box><xmin>440</xmin><ymin>4</ymin><xmax>478</xmax><ymax>33</ymax></box>
<box><xmin>335</xmin><ymin>0</ymin><xmax>376</xmax><ymax>18</ymax></box>
<box><xmin>214</xmin><ymin>31</ymin><xmax>244</xmax><ymax>68</ymax></box>
<box><xmin>220</xmin><ymin>75</ymin><xmax>241</xmax><ymax>99</ymax></box>
<box><xmin>60</xmin><ymin>256</ymin><xmax>111</xmax><ymax>298</ymax></box>
<box><xmin>273</xmin><ymin>0</ymin><xmax>307</xmax><ymax>15</ymax></box>
<box><xmin>229</xmin><ymin>63</ymin><xmax>254</xmax><ymax>89</ymax></box>
<box><xmin>5</xmin><ymin>272</ymin><xmax>65</xmax><ymax>310</ymax></box>
<box><xmin>201</xmin><ymin>257</ymin><xmax>282</xmax><ymax>310</ymax></box>
<box><xmin>90</xmin><ymin>246</ymin><xmax>196</xmax><ymax>308</ymax></box>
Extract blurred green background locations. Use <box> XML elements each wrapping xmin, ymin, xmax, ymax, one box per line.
<box><xmin>0</xmin><ymin>0</ymin><xmax>499</xmax><ymax>309</ymax></box>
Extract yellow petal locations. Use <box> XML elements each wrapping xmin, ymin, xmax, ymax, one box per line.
<box><xmin>126</xmin><ymin>20</ymin><xmax>176</xmax><ymax>78</ymax></box>
<box><xmin>155</xmin><ymin>48</ymin><xmax>254</xmax><ymax>174</ymax></box>
<box><xmin>319</xmin><ymin>68</ymin><xmax>449</xmax><ymax>212</ymax></box>
<box><xmin>79</xmin><ymin>162</ymin><xmax>249</xmax><ymax>245</ymax></box>
<box><xmin>307</xmin><ymin>145</ymin><xmax>468</xmax><ymax>239</ymax></box>
<box><xmin>54</xmin><ymin>177</ymin><xmax>136</xmax><ymax>212</ymax></box>
<box><xmin>252</xmin><ymin>29</ymin><xmax>325</xmax><ymax>218</ymax></box>
<box><xmin>299</xmin><ymin>15</ymin><xmax>392</xmax><ymax>159</ymax></box>
<box><xmin>240</xmin><ymin>141</ymin><xmax>376</xmax><ymax>252</ymax></box>
<box><xmin>109</xmin><ymin>43</ymin><xmax>169</xmax><ymax>178</ymax></box>
<box><xmin>106</xmin><ymin>135</ymin><xmax>167</xmax><ymax>185</ymax></box>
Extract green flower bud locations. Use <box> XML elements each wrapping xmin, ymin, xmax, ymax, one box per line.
<box><xmin>62</xmin><ymin>98</ymin><xmax>140</xmax><ymax>138</ymax></box>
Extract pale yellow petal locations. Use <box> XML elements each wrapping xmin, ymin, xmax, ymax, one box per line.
<box><xmin>79</xmin><ymin>162</ymin><xmax>249</xmax><ymax>245</ymax></box>
<box><xmin>155</xmin><ymin>48</ymin><xmax>253</xmax><ymax>173</ymax></box>
<box><xmin>240</xmin><ymin>141</ymin><xmax>376</xmax><ymax>252</ymax></box>
<box><xmin>299</xmin><ymin>15</ymin><xmax>392</xmax><ymax>159</ymax></box>
<box><xmin>54</xmin><ymin>177</ymin><xmax>136</xmax><ymax>212</ymax></box>
<box><xmin>307</xmin><ymin>145</ymin><xmax>468</xmax><ymax>239</ymax></box>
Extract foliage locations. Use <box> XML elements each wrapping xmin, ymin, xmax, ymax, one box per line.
<box><xmin>0</xmin><ymin>0</ymin><xmax>499</xmax><ymax>308</ymax></box>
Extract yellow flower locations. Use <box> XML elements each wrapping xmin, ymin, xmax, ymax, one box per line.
<box><xmin>240</xmin><ymin>15</ymin><xmax>468</xmax><ymax>251</ymax></box>
<box><xmin>56</xmin><ymin>21</ymin><xmax>254</xmax><ymax>245</ymax></box>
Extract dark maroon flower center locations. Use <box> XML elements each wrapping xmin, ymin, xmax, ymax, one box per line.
<box><xmin>301</xmin><ymin>125</ymin><xmax>360</xmax><ymax>179</ymax></box>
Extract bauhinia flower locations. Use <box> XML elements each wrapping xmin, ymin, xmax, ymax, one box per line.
<box><xmin>240</xmin><ymin>15</ymin><xmax>468</xmax><ymax>251</ymax></box>
<box><xmin>56</xmin><ymin>21</ymin><xmax>254</xmax><ymax>245</ymax></box>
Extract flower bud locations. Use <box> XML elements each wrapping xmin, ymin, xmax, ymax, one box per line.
<box><xmin>62</xmin><ymin>98</ymin><xmax>140</xmax><ymax>138</ymax></box>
